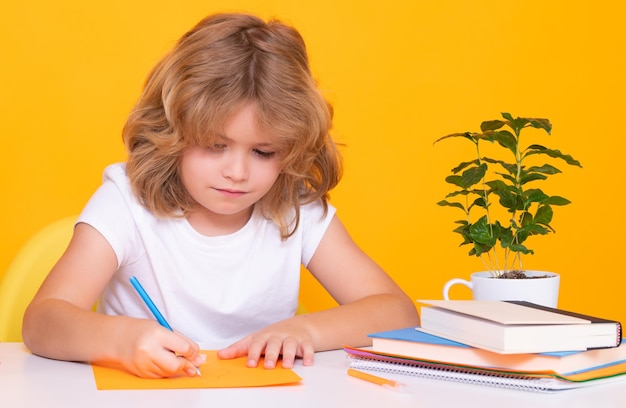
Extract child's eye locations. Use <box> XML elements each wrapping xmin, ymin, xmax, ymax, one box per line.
<box><xmin>253</xmin><ymin>149</ymin><xmax>276</xmax><ymax>159</ymax></box>
<box><xmin>208</xmin><ymin>143</ymin><xmax>227</xmax><ymax>151</ymax></box>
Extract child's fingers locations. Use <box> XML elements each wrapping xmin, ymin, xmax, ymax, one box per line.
<box><xmin>217</xmin><ymin>330</ymin><xmax>316</xmax><ymax>370</ymax></box>
<box><xmin>276</xmin><ymin>337</ymin><xmax>299</xmax><ymax>368</ymax></box>
<box><xmin>176</xmin><ymin>343</ymin><xmax>203</xmax><ymax>367</ymax></box>
<box><xmin>171</xmin><ymin>331</ymin><xmax>200</xmax><ymax>356</ymax></box>
<box><xmin>181</xmin><ymin>356</ymin><xmax>202</xmax><ymax>376</ymax></box>
<box><xmin>151</xmin><ymin>356</ymin><xmax>193</xmax><ymax>377</ymax></box>
<box><xmin>260</xmin><ymin>336</ymin><xmax>284</xmax><ymax>369</ymax></box>
<box><xmin>149</xmin><ymin>345</ymin><xmax>200</xmax><ymax>377</ymax></box>
<box><xmin>217</xmin><ymin>338</ymin><xmax>250</xmax><ymax>360</ymax></box>
<box><xmin>128</xmin><ymin>351</ymin><xmax>187</xmax><ymax>378</ymax></box>
<box><xmin>300</xmin><ymin>341</ymin><xmax>315</xmax><ymax>366</ymax></box>
<box><xmin>278</xmin><ymin>337</ymin><xmax>315</xmax><ymax>368</ymax></box>
<box><xmin>160</xmin><ymin>330</ymin><xmax>203</xmax><ymax>369</ymax></box>
<box><xmin>245</xmin><ymin>337</ymin><xmax>267</xmax><ymax>368</ymax></box>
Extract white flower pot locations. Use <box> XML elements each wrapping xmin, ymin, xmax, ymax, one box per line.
<box><xmin>442</xmin><ymin>270</ymin><xmax>560</xmax><ymax>308</ymax></box>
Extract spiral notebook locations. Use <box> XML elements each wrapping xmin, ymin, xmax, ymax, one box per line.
<box><xmin>344</xmin><ymin>347</ymin><xmax>626</xmax><ymax>393</ymax></box>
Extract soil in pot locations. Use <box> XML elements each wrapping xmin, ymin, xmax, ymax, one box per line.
<box><xmin>497</xmin><ymin>271</ymin><xmax>552</xmax><ymax>279</ymax></box>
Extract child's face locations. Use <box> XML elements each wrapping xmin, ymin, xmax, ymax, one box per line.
<box><xmin>180</xmin><ymin>103</ymin><xmax>282</xmax><ymax>230</ymax></box>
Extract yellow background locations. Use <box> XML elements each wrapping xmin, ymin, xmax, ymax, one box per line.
<box><xmin>2</xmin><ymin>1</ymin><xmax>624</xmax><ymax>325</ymax></box>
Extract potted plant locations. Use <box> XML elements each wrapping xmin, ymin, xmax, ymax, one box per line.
<box><xmin>435</xmin><ymin>113</ymin><xmax>582</xmax><ymax>306</ymax></box>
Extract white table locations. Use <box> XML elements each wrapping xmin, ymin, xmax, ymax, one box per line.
<box><xmin>1</xmin><ymin>343</ymin><xmax>624</xmax><ymax>408</ymax></box>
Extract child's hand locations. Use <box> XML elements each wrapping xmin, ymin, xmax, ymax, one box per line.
<box><xmin>216</xmin><ymin>319</ymin><xmax>315</xmax><ymax>369</ymax></box>
<box><xmin>115</xmin><ymin>318</ymin><xmax>202</xmax><ymax>378</ymax></box>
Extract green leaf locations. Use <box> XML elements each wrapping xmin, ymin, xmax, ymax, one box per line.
<box><xmin>508</xmin><ymin>242</ymin><xmax>534</xmax><ymax>255</ymax></box>
<box><xmin>525</xmin><ymin>145</ymin><xmax>582</xmax><ymax>167</ymax></box>
<box><xmin>491</xmin><ymin>188</ymin><xmax>521</xmax><ymax>211</ymax></box>
<box><xmin>489</xmin><ymin>130</ymin><xmax>517</xmax><ymax>154</ymax></box>
<box><xmin>480</xmin><ymin>120</ymin><xmax>506</xmax><ymax>132</ymax></box>
<box><xmin>444</xmin><ymin>175</ymin><xmax>464</xmax><ymax>187</ymax></box>
<box><xmin>452</xmin><ymin>222</ymin><xmax>473</xmax><ymax>245</ymax></box>
<box><xmin>485</xmin><ymin>179</ymin><xmax>509</xmax><ymax>191</ymax></box>
<box><xmin>434</xmin><ymin>132</ymin><xmax>479</xmax><ymax>145</ymax></box>
<box><xmin>483</xmin><ymin>158</ymin><xmax>516</xmax><ymax>175</ymax></box>
<box><xmin>437</xmin><ymin>200</ymin><xmax>466</xmax><ymax>211</ymax></box>
<box><xmin>533</xmin><ymin>204</ymin><xmax>553</xmax><ymax>225</ymax></box>
<box><xmin>487</xmin><ymin>181</ymin><xmax>522</xmax><ymax>210</ymax></box>
<box><xmin>453</xmin><ymin>220</ymin><xmax>470</xmax><ymax>232</ymax></box>
<box><xmin>519</xmin><ymin>211</ymin><xmax>533</xmax><ymax>227</ymax></box>
<box><xmin>509</xmin><ymin>117</ymin><xmax>530</xmax><ymax>135</ymax></box>
<box><xmin>469</xmin><ymin>216</ymin><xmax>499</xmax><ymax>246</ymax></box>
<box><xmin>547</xmin><ymin>195</ymin><xmax>572</xmax><ymax>206</ymax></box>
<box><xmin>445</xmin><ymin>190</ymin><xmax>470</xmax><ymax>198</ymax></box>
<box><xmin>471</xmin><ymin>197</ymin><xmax>488</xmax><ymax>209</ymax></box>
<box><xmin>527</xmin><ymin>223</ymin><xmax>552</xmax><ymax>235</ymax></box>
<box><xmin>527</xmin><ymin>118</ymin><xmax>552</xmax><ymax>134</ymax></box>
<box><xmin>524</xmin><ymin>189</ymin><xmax>549</xmax><ymax>205</ymax></box>
<box><xmin>520</xmin><ymin>172</ymin><xmax>548</xmax><ymax>184</ymax></box>
<box><xmin>471</xmin><ymin>242</ymin><xmax>494</xmax><ymax>257</ymax></box>
<box><xmin>514</xmin><ymin>228</ymin><xmax>529</xmax><ymax>244</ymax></box>
<box><xmin>525</xmin><ymin>164</ymin><xmax>562</xmax><ymax>175</ymax></box>
<box><xmin>516</xmin><ymin>221</ymin><xmax>551</xmax><ymax>240</ymax></box>
<box><xmin>455</xmin><ymin>164</ymin><xmax>487</xmax><ymax>189</ymax></box>
<box><xmin>451</xmin><ymin>159</ymin><xmax>480</xmax><ymax>174</ymax></box>
<box><xmin>499</xmin><ymin>228</ymin><xmax>514</xmax><ymax>248</ymax></box>
<box><xmin>501</xmin><ymin>112</ymin><xmax>515</xmax><ymax>122</ymax></box>
<box><xmin>498</xmin><ymin>173</ymin><xmax>518</xmax><ymax>184</ymax></box>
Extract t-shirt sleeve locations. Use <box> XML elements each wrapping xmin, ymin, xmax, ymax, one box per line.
<box><xmin>300</xmin><ymin>201</ymin><xmax>337</xmax><ymax>267</ymax></box>
<box><xmin>77</xmin><ymin>164</ymin><xmax>142</xmax><ymax>268</ymax></box>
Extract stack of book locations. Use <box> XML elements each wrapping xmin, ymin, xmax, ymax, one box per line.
<box><xmin>345</xmin><ymin>300</ymin><xmax>625</xmax><ymax>392</ymax></box>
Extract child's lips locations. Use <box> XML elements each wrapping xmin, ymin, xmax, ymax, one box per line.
<box><xmin>216</xmin><ymin>188</ymin><xmax>246</xmax><ymax>197</ymax></box>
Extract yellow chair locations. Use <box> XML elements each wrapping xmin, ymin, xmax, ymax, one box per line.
<box><xmin>295</xmin><ymin>302</ymin><xmax>308</xmax><ymax>315</ymax></box>
<box><xmin>0</xmin><ymin>215</ymin><xmax>77</xmax><ymax>342</ymax></box>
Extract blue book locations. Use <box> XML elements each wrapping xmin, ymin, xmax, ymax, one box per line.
<box><xmin>369</xmin><ymin>327</ymin><xmax>626</xmax><ymax>375</ymax></box>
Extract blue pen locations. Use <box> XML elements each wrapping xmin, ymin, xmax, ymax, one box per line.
<box><xmin>130</xmin><ymin>276</ymin><xmax>173</xmax><ymax>330</ymax></box>
<box><xmin>129</xmin><ymin>276</ymin><xmax>201</xmax><ymax>376</ymax></box>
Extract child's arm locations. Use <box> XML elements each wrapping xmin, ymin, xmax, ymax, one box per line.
<box><xmin>217</xmin><ymin>215</ymin><xmax>420</xmax><ymax>368</ymax></box>
<box><xmin>22</xmin><ymin>223</ymin><xmax>202</xmax><ymax>378</ymax></box>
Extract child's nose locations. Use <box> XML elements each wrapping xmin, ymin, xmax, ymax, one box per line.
<box><xmin>222</xmin><ymin>152</ymin><xmax>249</xmax><ymax>181</ymax></box>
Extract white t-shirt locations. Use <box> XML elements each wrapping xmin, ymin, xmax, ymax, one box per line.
<box><xmin>78</xmin><ymin>163</ymin><xmax>335</xmax><ymax>348</ymax></box>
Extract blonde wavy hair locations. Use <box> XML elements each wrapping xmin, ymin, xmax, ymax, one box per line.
<box><xmin>123</xmin><ymin>13</ymin><xmax>342</xmax><ymax>239</ymax></box>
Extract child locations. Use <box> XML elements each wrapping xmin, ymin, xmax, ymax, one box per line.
<box><xmin>22</xmin><ymin>12</ymin><xmax>419</xmax><ymax>378</ymax></box>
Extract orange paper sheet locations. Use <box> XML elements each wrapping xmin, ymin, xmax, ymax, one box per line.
<box><xmin>92</xmin><ymin>351</ymin><xmax>302</xmax><ymax>390</ymax></box>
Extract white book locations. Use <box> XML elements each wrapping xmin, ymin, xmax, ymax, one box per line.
<box><xmin>417</xmin><ymin>300</ymin><xmax>622</xmax><ymax>354</ymax></box>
